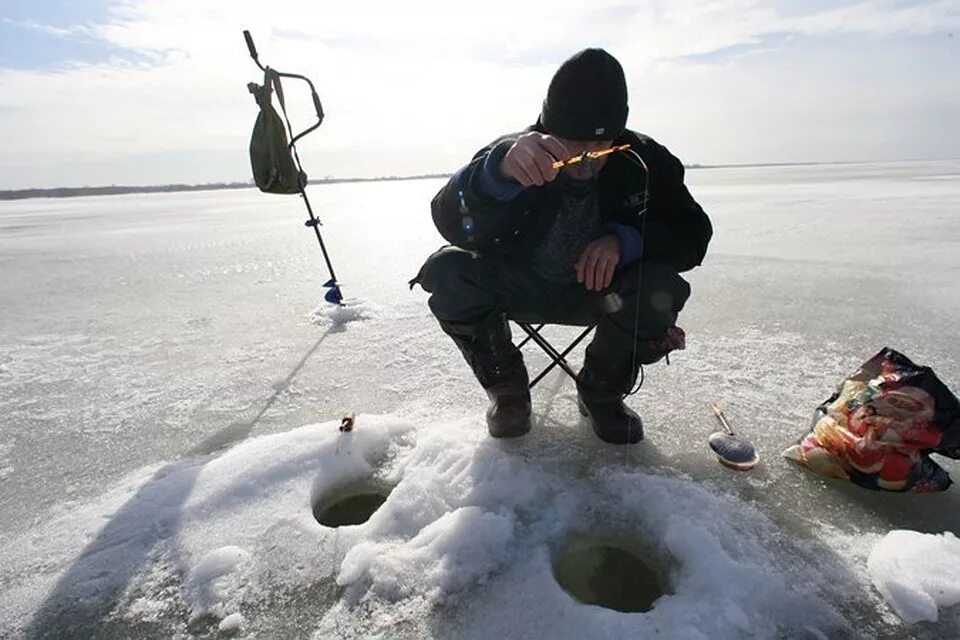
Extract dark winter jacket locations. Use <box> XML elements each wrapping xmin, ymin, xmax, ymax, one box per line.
<box><xmin>430</xmin><ymin>126</ymin><xmax>713</xmax><ymax>273</ymax></box>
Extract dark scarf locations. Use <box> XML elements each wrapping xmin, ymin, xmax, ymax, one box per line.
<box><xmin>530</xmin><ymin>172</ymin><xmax>600</xmax><ymax>282</ymax></box>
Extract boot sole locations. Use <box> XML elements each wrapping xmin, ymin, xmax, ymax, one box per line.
<box><xmin>486</xmin><ymin>404</ymin><xmax>532</xmax><ymax>438</ymax></box>
<box><xmin>577</xmin><ymin>398</ymin><xmax>643</xmax><ymax>445</ymax></box>
<box><xmin>487</xmin><ymin>418</ymin><xmax>532</xmax><ymax>439</ymax></box>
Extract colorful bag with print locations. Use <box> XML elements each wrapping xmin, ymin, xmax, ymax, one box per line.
<box><xmin>783</xmin><ymin>348</ymin><xmax>960</xmax><ymax>492</ymax></box>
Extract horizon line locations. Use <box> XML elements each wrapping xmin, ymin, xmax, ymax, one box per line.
<box><xmin>1</xmin><ymin>157</ymin><xmax>957</xmax><ymax>200</ymax></box>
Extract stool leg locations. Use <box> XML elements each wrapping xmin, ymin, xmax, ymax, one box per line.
<box><xmin>515</xmin><ymin>323</ymin><xmax>545</xmax><ymax>350</ymax></box>
<box><xmin>517</xmin><ymin>324</ymin><xmax>594</xmax><ymax>389</ymax></box>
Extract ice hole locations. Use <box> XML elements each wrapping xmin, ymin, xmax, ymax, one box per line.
<box><xmin>312</xmin><ymin>479</ymin><xmax>392</xmax><ymax>528</ymax></box>
<box><xmin>552</xmin><ymin>535</ymin><xmax>673</xmax><ymax>613</ymax></box>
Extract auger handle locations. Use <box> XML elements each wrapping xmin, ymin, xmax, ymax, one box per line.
<box><xmin>243</xmin><ymin>30</ymin><xmax>258</xmax><ymax>60</ymax></box>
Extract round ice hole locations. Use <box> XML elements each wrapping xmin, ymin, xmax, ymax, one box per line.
<box><xmin>552</xmin><ymin>537</ymin><xmax>672</xmax><ymax>613</ymax></box>
<box><xmin>312</xmin><ymin>481</ymin><xmax>391</xmax><ymax>528</ymax></box>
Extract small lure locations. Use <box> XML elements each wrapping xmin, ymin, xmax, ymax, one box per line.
<box><xmin>335</xmin><ymin>411</ymin><xmax>355</xmax><ymax>454</ymax></box>
<box><xmin>551</xmin><ymin>144</ymin><xmax>631</xmax><ymax>170</ymax></box>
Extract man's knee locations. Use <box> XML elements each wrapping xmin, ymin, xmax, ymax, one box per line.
<box><xmin>415</xmin><ymin>247</ymin><xmax>496</xmax><ymax>324</ymax></box>
<box><xmin>417</xmin><ymin>246</ymin><xmax>482</xmax><ymax>295</ymax></box>
<box><xmin>616</xmin><ymin>261</ymin><xmax>690</xmax><ymax>316</ymax></box>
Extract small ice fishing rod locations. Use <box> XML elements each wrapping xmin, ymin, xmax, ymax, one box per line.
<box><xmin>551</xmin><ymin>144</ymin><xmax>631</xmax><ymax>170</ymax></box>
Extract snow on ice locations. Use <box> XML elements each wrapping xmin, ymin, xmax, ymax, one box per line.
<box><xmin>1</xmin><ymin>162</ymin><xmax>959</xmax><ymax>638</ymax></box>
<box><xmin>0</xmin><ymin>414</ymin><xmax>851</xmax><ymax>638</ymax></box>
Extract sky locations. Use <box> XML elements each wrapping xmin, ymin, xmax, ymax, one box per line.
<box><xmin>0</xmin><ymin>0</ymin><xmax>958</xmax><ymax>189</ymax></box>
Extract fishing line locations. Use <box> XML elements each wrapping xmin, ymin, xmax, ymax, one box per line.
<box><xmin>621</xmin><ymin>148</ymin><xmax>650</xmax><ymax>454</ymax></box>
<box><xmin>581</xmin><ymin>146</ymin><xmax>648</xmax><ymax>455</ymax></box>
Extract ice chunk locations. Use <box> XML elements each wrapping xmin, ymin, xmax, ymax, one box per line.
<box><xmin>0</xmin><ymin>442</ymin><xmax>12</xmax><ymax>480</ymax></box>
<box><xmin>867</xmin><ymin>530</ymin><xmax>960</xmax><ymax>623</ymax></box>
<box><xmin>339</xmin><ymin>505</ymin><xmax>516</xmax><ymax>603</ymax></box>
<box><xmin>187</xmin><ymin>545</ymin><xmax>251</xmax><ymax>616</ymax></box>
<box><xmin>218</xmin><ymin>612</ymin><xmax>244</xmax><ymax>633</ymax></box>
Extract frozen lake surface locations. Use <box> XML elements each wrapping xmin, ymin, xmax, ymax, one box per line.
<box><xmin>1</xmin><ymin>161</ymin><xmax>958</xmax><ymax>638</ymax></box>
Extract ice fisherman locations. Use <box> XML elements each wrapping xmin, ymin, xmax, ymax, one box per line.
<box><xmin>413</xmin><ymin>48</ymin><xmax>713</xmax><ymax>443</ymax></box>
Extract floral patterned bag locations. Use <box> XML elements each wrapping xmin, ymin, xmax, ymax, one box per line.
<box><xmin>783</xmin><ymin>348</ymin><xmax>960</xmax><ymax>492</ymax></box>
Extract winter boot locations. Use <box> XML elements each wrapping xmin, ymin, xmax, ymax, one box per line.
<box><xmin>440</xmin><ymin>314</ymin><xmax>531</xmax><ymax>438</ymax></box>
<box><xmin>577</xmin><ymin>331</ymin><xmax>643</xmax><ymax>444</ymax></box>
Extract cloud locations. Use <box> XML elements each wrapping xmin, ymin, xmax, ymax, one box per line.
<box><xmin>0</xmin><ymin>0</ymin><xmax>958</xmax><ymax>188</ymax></box>
<box><xmin>790</xmin><ymin>0</ymin><xmax>960</xmax><ymax>37</ymax></box>
<box><xmin>2</xmin><ymin>18</ymin><xmax>97</xmax><ymax>39</ymax></box>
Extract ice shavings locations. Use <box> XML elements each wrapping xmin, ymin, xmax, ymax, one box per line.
<box><xmin>314</xmin><ymin>419</ymin><xmax>851</xmax><ymax>639</ymax></box>
<box><xmin>0</xmin><ymin>415</ymin><xmax>414</xmax><ymax>635</ymax></box>
<box><xmin>587</xmin><ymin>471</ymin><xmax>848</xmax><ymax>638</ymax></box>
<box><xmin>310</xmin><ymin>298</ymin><xmax>381</xmax><ymax>328</ymax></box>
<box><xmin>340</xmin><ymin>506</ymin><xmax>516</xmax><ymax>602</ymax></box>
<box><xmin>867</xmin><ymin>530</ymin><xmax>960</xmax><ymax>623</ymax></box>
<box><xmin>333</xmin><ymin>422</ymin><xmax>550</xmax><ymax>604</ymax></box>
<box><xmin>0</xmin><ymin>413</ymin><xmax>901</xmax><ymax>638</ymax></box>
<box><xmin>186</xmin><ymin>545</ymin><xmax>250</xmax><ymax>619</ymax></box>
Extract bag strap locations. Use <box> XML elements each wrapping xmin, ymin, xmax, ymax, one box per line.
<box><xmin>262</xmin><ymin>68</ymin><xmax>308</xmax><ymax>194</ymax></box>
<box><xmin>266</xmin><ymin>68</ymin><xmax>296</xmax><ymax>149</ymax></box>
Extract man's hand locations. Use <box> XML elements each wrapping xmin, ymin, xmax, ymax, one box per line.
<box><xmin>575</xmin><ymin>235</ymin><xmax>620</xmax><ymax>292</ymax></box>
<box><xmin>500</xmin><ymin>133</ymin><xmax>570</xmax><ymax>187</ymax></box>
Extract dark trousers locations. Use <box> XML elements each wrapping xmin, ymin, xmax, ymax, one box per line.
<box><xmin>416</xmin><ymin>246</ymin><xmax>691</xmax><ymax>369</ymax></box>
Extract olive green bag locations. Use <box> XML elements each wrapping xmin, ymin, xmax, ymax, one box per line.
<box><xmin>247</xmin><ymin>68</ymin><xmax>307</xmax><ymax>194</ymax></box>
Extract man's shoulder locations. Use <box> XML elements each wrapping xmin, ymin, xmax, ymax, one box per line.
<box><xmin>618</xmin><ymin>129</ymin><xmax>685</xmax><ymax>174</ymax></box>
<box><xmin>619</xmin><ymin>129</ymin><xmax>655</xmax><ymax>145</ymax></box>
<box><xmin>618</xmin><ymin>129</ymin><xmax>669</xmax><ymax>155</ymax></box>
<box><xmin>470</xmin><ymin>130</ymin><xmax>530</xmax><ymax>160</ymax></box>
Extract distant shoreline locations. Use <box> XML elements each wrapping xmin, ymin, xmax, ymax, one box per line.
<box><xmin>1</xmin><ymin>159</ymin><xmax>953</xmax><ymax>201</ymax></box>
<box><xmin>0</xmin><ymin>174</ymin><xmax>453</xmax><ymax>201</ymax></box>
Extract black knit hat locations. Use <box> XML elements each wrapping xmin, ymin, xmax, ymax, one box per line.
<box><xmin>539</xmin><ymin>48</ymin><xmax>628</xmax><ymax>141</ymax></box>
